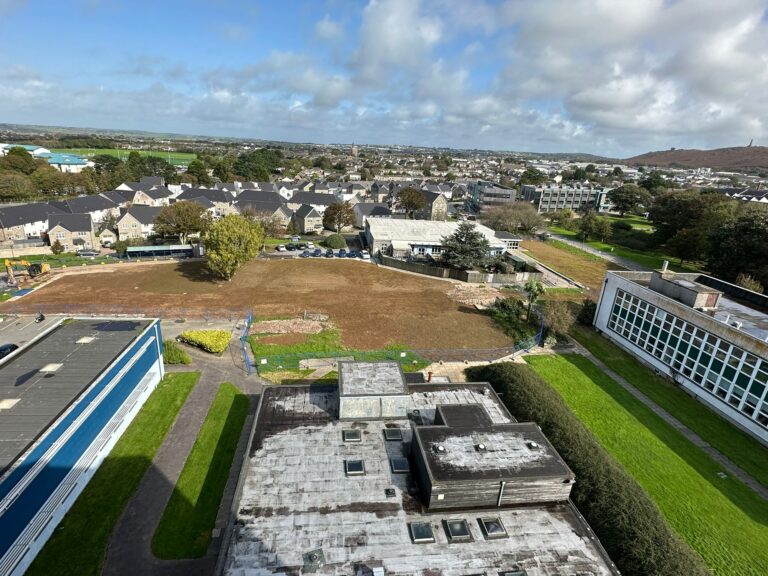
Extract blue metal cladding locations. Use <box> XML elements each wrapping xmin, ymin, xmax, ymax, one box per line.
<box><xmin>0</xmin><ymin>322</ymin><xmax>162</xmax><ymax>558</ymax></box>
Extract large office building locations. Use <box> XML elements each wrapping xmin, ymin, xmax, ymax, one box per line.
<box><xmin>467</xmin><ymin>180</ymin><xmax>518</xmax><ymax>211</ymax></box>
<box><xmin>594</xmin><ymin>268</ymin><xmax>768</xmax><ymax>444</ymax></box>
<box><xmin>221</xmin><ymin>361</ymin><xmax>618</xmax><ymax>576</ymax></box>
<box><xmin>521</xmin><ymin>184</ymin><xmax>612</xmax><ymax>213</ymax></box>
<box><xmin>0</xmin><ymin>318</ymin><xmax>164</xmax><ymax>575</ymax></box>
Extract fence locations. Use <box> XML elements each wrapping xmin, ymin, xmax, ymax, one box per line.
<box><xmin>241</xmin><ymin>310</ymin><xmax>255</xmax><ymax>374</ymax></box>
<box><xmin>379</xmin><ymin>255</ymin><xmax>543</xmax><ymax>285</ymax></box>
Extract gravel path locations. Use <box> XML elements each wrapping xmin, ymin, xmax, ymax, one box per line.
<box><xmin>550</xmin><ymin>234</ymin><xmax>648</xmax><ymax>271</ymax></box>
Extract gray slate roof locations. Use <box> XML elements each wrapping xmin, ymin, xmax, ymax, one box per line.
<box><xmin>122</xmin><ymin>204</ymin><xmax>163</xmax><ymax>225</ymax></box>
<box><xmin>176</xmin><ymin>187</ymin><xmax>233</xmax><ymax>204</ymax></box>
<box><xmin>48</xmin><ymin>213</ymin><xmax>93</xmax><ymax>232</ymax></box>
<box><xmin>290</xmin><ymin>192</ymin><xmax>338</xmax><ymax>206</ymax></box>
<box><xmin>294</xmin><ymin>204</ymin><xmax>320</xmax><ymax>219</ymax></box>
<box><xmin>0</xmin><ymin>202</ymin><xmax>65</xmax><ymax>227</ymax></box>
<box><xmin>50</xmin><ymin>195</ymin><xmax>117</xmax><ymax>215</ymax></box>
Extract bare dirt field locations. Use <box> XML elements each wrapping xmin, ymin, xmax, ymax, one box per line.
<box><xmin>2</xmin><ymin>260</ymin><xmax>511</xmax><ymax>350</ymax></box>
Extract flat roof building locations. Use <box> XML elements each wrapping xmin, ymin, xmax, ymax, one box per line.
<box><xmin>594</xmin><ymin>268</ymin><xmax>768</xmax><ymax>444</ymax></box>
<box><xmin>0</xmin><ymin>318</ymin><xmax>164</xmax><ymax>576</ymax></box>
<box><xmin>221</xmin><ymin>361</ymin><xmax>618</xmax><ymax>576</ymax></box>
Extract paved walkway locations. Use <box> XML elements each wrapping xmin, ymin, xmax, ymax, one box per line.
<box><xmin>102</xmin><ymin>342</ymin><xmax>264</xmax><ymax>576</ymax></box>
<box><xmin>564</xmin><ymin>339</ymin><xmax>768</xmax><ymax>502</ymax></box>
<box><xmin>550</xmin><ymin>234</ymin><xmax>648</xmax><ymax>271</ymax></box>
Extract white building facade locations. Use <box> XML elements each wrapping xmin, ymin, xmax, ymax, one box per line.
<box><xmin>594</xmin><ymin>270</ymin><xmax>768</xmax><ymax>444</ymax></box>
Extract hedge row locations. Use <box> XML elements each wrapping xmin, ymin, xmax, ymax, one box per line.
<box><xmin>163</xmin><ymin>340</ymin><xmax>192</xmax><ymax>365</ymax></box>
<box><xmin>178</xmin><ymin>330</ymin><xmax>231</xmax><ymax>354</ymax></box>
<box><xmin>465</xmin><ymin>362</ymin><xmax>710</xmax><ymax>576</ymax></box>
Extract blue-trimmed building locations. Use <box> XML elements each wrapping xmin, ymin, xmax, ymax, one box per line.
<box><xmin>0</xmin><ymin>318</ymin><xmax>164</xmax><ymax>575</ymax></box>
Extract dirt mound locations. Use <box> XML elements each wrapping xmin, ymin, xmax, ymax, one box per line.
<box><xmin>250</xmin><ymin>318</ymin><xmax>328</xmax><ymax>335</ymax></box>
<box><xmin>446</xmin><ymin>284</ymin><xmax>502</xmax><ymax>306</ymax></box>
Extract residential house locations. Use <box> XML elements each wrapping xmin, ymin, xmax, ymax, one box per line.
<box><xmin>49</xmin><ymin>195</ymin><xmax>120</xmax><ymax>224</ymax></box>
<box><xmin>235</xmin><ymin>194</ymin><xmax>293</xmax><ymax>229</ymax></box>
<box><xmin>97</xmin><ymin>228</ymin><xmax>118</xmax><ymax>246</ymax></box>
<box><xmin>184</xmin><ymin>196</ymin><xmax>218</xmax><ymax>218</ymax></box>
<box><xmin>287</xmin><ymin>192</ymin><xmax>338</xmax><ymax>214</ymax></box>
<box><xmin>116</xmin><ymin>205</ymin><xmax>163</xmax><ymax>240</ymax></box>
<box><xmin>292</xmin><ymin>204</ymin><xmax>323</xmax><ymax>234</ymax></box>
<box><xmin>365</xmin><ymin>219</ymin><xmax>505</xmax><ymax>258</ymax></box>
<box><xmin>100</xmin><ymin>190</ymin><xmax>134</xmax><ymax>209</ymax></box>
<box><xmin>353</xmin><ymin>203</ymin><xmax>391</xmax><ymax>228</ymax></box>
<box><xmin>0</xmin><ymin>203</ymin><xmax>66</xmax><ymax>241</ymax></box>
<box><xmin>47</xmin><ymin>214</ymin><xmax>97</xmax><ymax>251</ymax></box>
<box><xmin>175</xmin><ymin>187</ymin><xmax>234</xmax><ymax>217</ymax></box>
<box><xmin>416</xmin><ymin>190</ymin><xmax>449</xmax><ymax>221</ymax></box>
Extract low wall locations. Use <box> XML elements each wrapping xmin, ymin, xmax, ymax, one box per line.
<box><xmin>0</xmin><ymin>246</ymin><xmax>52</xmax><ymax>258</ymax></box>
<box><xmin>380</xmin><ymin>255</ymin><xmax>543</xmax><ymax>285</ymax></box>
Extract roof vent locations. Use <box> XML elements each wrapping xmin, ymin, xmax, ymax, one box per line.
<box><xmin>475</xmin><ymin>443</ymin><xmax>488</xmax><ymax>452</ymax></box>
<box><xmin>526</xmin><ymin>441</ymin><xmax>539</xmax><ymax>450</ymax></box>
<box><xmin>434</xmin><ymin>444</ymin><xmax>446</xmax><ymax>454</ymax></box>
<box><xmin>39</xmin><ymin>363</ymin><xmax>63</xmax><ymax>373</ymax></box>
<box><xmin>303</xmin><ymin>548</ymin><xmax>325</xmax><ymax>572</ymax></box>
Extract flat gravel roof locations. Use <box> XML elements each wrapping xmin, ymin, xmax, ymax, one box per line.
<box><xmin>0</xmin><ymin>319</ymin><xmax>150</xmax><ymax>474</ymax></box>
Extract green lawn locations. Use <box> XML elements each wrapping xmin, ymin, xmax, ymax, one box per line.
<box><xmin>27</xmin><ymin>372</ymin><xmax>199</xmax><ymax>576</ymax></box>
<box><xmin>572</xmin><ymin>326</ymin><xmax>768</xmax><ymax>489</ymax></box>
<box><xmin>604</xmin><ymin>214</ymin><xmax>655</xmax><ymax>231</ymax></box>
<box><xmin>525</xmin><ymin>354</ymin><xmax>768</xmax><ymax>576</ymax></box>
<box><xmin>51</xmin><ymin>147</ymin><xmax>196</xmax><ymax>166</ymax></box>
<box><xmin>9</xmin><ymin>252</ymin><xmax>114</xmax><ymax>268</ymax></box>
<box><xmin>548</xmin><ymin>225</ymin><xmax>702</xmax><ymax>272</ymax></box>
<box><xmin>249</xmin><ymin>329</ymin><xmax>428</xmax><ymax>373</ymax></box>
<box><xmin>152</xmin><ymin>382</ymin><xmax>249</xmax><ymax>558</ymax></box>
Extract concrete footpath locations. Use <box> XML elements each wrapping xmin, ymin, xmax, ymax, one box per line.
<box><xmin>550</xmin><ymin>234</ymin><xmax>648</xmax><ymax>271</ymax></box>
<box><xmin>565</xmin><ymin>339</ymin><xmax>768</xmax><ymax>502</ymax></box>
<box><xmin>102</xmin><ymin>343</ymin><xmax>264</xmax><ymax>576</ymax></box>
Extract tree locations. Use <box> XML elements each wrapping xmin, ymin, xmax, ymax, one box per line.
<box><xmin>735</xmin><ymin>273</ymin><xmax>764</xmax><ymax>294</ymax></box>
<box><xmin>612</xmin><ymin>166</ymin><xmax>624</xmax><ymax>178</ymax></box>
<box><xmin>585</xmin><ymin>164</ymin><xmax>596</xmax><ymax>174</ymax></box>
<box><xmin>482</xmin><ymin>203</ymin><xmax>543</xmax><ymax>235</ymax></box>
<box><xmin>185</xmin><ymin>159</ymin><xmax>213</xmax><ymax>186</ymax></box>
<box><xmin>154</xmin><ymin>201</ymin><xmax>209</xmax><ymax>244</ymax></box>
<box><xmin>204</xmin><ymin>215</ymin><xmax>264</xmax><ymax>280</ymax></box>
<box><xmin>322</xmin><ymin>202</ymin><xmax>355</xmax><ymax>232</ymax></box>
<box><xmin>639</xmin><ymin>170</ymin><xmax>668</xmax><ymax>193</ymax></box>
<box><xmin>593</xmin><ymin>216</ymin><xmax>613</xmax><ymax>242</ymax></box>
<box><xmin>398</xmin><ymin>187</ymin><xmax>426</xmax><ymax>219</ymax></box>
<box><xmin>51</xmin><ymin>239</ymin><xmax>64</xmax><ymax>254</ymax></box>
<box><xmin>445</xmin><ymin>171</ymin><xmax>456</xmax><ymax>181</ymax></box>
<box><xmin>240</xmin><ymin>207</ymin><xmax>285</xmax><ymax>238</ymax></box>
<box><xmin>92</xmin><ymin>154</ymin><xmax>122</xmax><ymax>174</ymax></box>
<box><xmin>0</xmin><ymin>147</ymin><xmax>40</xmax><ymax>175</ymax></box>
<box><xmin>607</xmin><ymin>184</ymin><xmax>651</xmax><ymax>217</ymax></box>
<box><xmin>667</xmin><ymin>227</ymin><xmax>707</xmax><ymax>265</ymax></box>
<box><xmin>233</xmin><ymin>149</ymin><xmax>282</xmax><ymax>181</ymax></box>
<box><xmin>524</xmin><ymin>279</ymin><xmax>546</xmax><ymax>320</ymax></box>
<box><xmin>577</xmin><ymin>298</ymin><xmax>598</xmax><ymax>325</ymax></box>
<box><xmin>542</xmin><ymin>300</ymin><xmax>575</xmax><ymax>336</ymax></box>
<box><xmin>323</xmin><ymin>233</ymin><xmax>347</xmax><ymax>249</ymax></box>
<box><xmin>549</xmin><ymin>208</ymin><xmax>575</xmax><ymax>229</ymax></box>
<box><xmin>0</xmin><ymin>173</ymin><xmax>35</xmax><ymax>200</ymax></box>
<box><xmin>30</xmin><ymin>166</ymin><xmax>64</xmax><ymax>195</ymax></box>
<box><xmin>440</xmin><ymin>222</ymin><xmax>491</xmax><ymax>270</ymax></box>
<box><xmin>577</xmin><ymin>211</ymin><xmax>598</xmax><ymax>240</ymax></box>
<box><xmin>519</xmin><ymin>167</ymin><xmax>547</xmax><ymax>186</ymax></box>
<box><xmin>707</xmin><ymin>205</ymin><xmax>768</xmax><ymax>287</ymax></box>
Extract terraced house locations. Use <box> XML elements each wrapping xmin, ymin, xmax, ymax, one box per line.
<box><xmin>47</xmin><ymin>213</ymin><xmax>97</xmax><ymax>251</ymax></box>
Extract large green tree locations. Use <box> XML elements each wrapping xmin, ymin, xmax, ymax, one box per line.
<box><xmin>322</xmin><ymin>202</ymin><xmax>355</xmax><ymax>232</ymax></box>
<box><xmin>519</xmin><ymin>167</ymin><xmax>547</xmax><ymax>186</ymax></box>
<box><xmin>440</xmin><ymin>222</ymin><xmax>491</xmax><ymax>270</ymax></box>
<box><xmin>397</xmin><ymin>187</ymin><xmax>426</xmax><ymax>219</ymax></box>
<box><xmin>185</xmin><ymin>159</ymin><xmax>213</xmax><ymax>186</ymax></box>
<box><xmin>481</xmin><ymin>203</ymin><xmax>543</xmax><ymax>235</ymax></box>
<box><xmin>607</xmin><ymin>184</ymin><xmax>652</xmax><ymax>217</ymax></box>
<box><xmin>707</xmin><ymin>205</ymin><xmax>768</xmax><ymax>286</ymax></box>
<box><xmin>233</xmin><ymin>149</ymin><xmax>283</xmax><ymax>181</ymax></box>
<box><xmin>0</xmin><ymin>147</ymin><xmax>40</xmax><ymax>175</ymax></box>
<box><xmin>204</xmin><ymin>215</ymin><xmax>264</xmax><ymax>280</ymax></box>
<box><xmin>0</xmin><ymin>173</ymin><xmax>35</xmax><ymax>200</ymax></box>
<box><xmin>154</xmin><ymin>201</ymin><xmax>210</xmax><ymax>244</ymax></box>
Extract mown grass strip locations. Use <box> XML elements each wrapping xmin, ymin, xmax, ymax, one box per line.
<box><xmin>571</xmin><ymin>325</ymin><xmax>768</xmax><ymax>489</ymax></box>
<box><xmin>152</xmin><ymin>382</ymin><xmax>249</xmax><ymax>559</ymax></box>
<box><xmin>526</xmin><ymin>354</ymin><xmax>768</xmax><ymax>576</ymax></box>
<box><xmin>27</xmin><ymin>372</ymin><xmax>199</xmax><ymax>576</ymax></box>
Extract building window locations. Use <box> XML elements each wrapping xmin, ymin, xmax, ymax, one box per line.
<box><xmin>55</xmin><ymin>232</ymin><xmax>65</xmax><ymax>240</ymax></box>
<box><xmin>408</xmin><ymin>522</ymin><xmax>435</xmax><ymax>544</ymax></box>
<box><xmin>344</xmin><ymin>459</ymin><xmax>365</xmax><ymax>476</ymax></box>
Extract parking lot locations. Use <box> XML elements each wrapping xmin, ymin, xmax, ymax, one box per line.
<box><xmin>264</xmin><ymin>237</ymin><xmax>371</xmax><ymax>261</ymax></box>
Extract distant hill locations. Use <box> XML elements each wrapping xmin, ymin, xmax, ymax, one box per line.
<box><xmin>626</xmin><ymin>146</ymin><xmax>768</xmax><ymax>170</ymax></box>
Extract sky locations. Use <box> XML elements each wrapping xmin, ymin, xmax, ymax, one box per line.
<box><xmin>1</xmin><ymin>0</ymin><xmax>767</xmax><ymax>157</ymax></box>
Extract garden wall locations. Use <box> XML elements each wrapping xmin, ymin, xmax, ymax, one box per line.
<box><xmin>379</xmin><ymin>255</ymin><xmax>543</xmax><ymax>285</ymax></box>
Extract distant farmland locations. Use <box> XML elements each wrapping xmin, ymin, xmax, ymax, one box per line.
<box><xmin>51</xmin><ymin>148</ymin><xmax>196</xmax><ymax>165</ymax></box>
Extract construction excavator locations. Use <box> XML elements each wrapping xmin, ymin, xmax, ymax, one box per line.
<box><xmin>4</xmin><ymin>260</ymin><xmax>51</xmax><ymax>286</ymax></box>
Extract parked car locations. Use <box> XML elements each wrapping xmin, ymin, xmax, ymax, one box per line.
<box><xmin>276</xmin><ymin>244</ymin><xmax>287</xmax><ymax>252</ymax></box>
<box><xmin>291</xmin><ymin>235</ymin><xmax>301</xmax><ymax>242</ymax></box>
<box><xmin>360</xmin><ymin>250</ymin><xmax>371</xmax><ymax>260</ymax></box>
<box><xmin>347</xmin><ymin>250</ymin><xmax>358</xmax><ymax>258</ymax></box>
<box><xmin>306</xmin><ymin>241</ymin><xmax>315</xmax><ymax>248</ymax></box>
<box><xmin>76</xmin><ymin>249</ymin><xmax>101</xmax><ymax>258</ymax></box>
<box><xmin>286</xmin><ymin>243</ymin><xmax>297</xmax><ymax>251</ymax></box>
<box><xmin>0</xmin><ymin>343</ymin><xmax>19</xmax><ymax>360</ymax></box>
<box><xmin>325</xmin><ymin>249</ymin><xmax>334</xmax><ymax>258</ymax></box>
<box><xmin>298</xmin><ymin>243</ymin><xmax>308</xmax><ymax>250</ymax></box>
<box><xmin>312</xmin><ymin>248</ymin><xmax>323</xmax><ymax>257</ymax></box>
<box><xmin>300</xmin><ymin>250</ymin><xmax>311</xmax><ymax>258</ymax></box>
<box><xmin>338</xmin><ymin>248</ymin><xmax>347</xmax><ymax>258</ymax></box>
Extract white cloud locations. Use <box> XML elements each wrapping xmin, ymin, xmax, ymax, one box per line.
<box><xmin>315</xmin><ymin>15</ymin><xmax>342</xmax><ymax>41</ymax></box>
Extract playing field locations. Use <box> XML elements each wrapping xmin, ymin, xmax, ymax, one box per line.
<box><xmin>521</xmin><ymin>239</ymin><xmax>624</xmax><ymax>293</ymax></box>
<box><xmin>51</xmin><ymin>148</ymin><xmax>196</xmax><ymax>165</ymax></box>
<box><xmin>526</xmin><ymin>354</ymin><xmax>768</xmax><ymax>576</ymax></box>
<box><xmin>2</xmin><ymin>259</ymin><xmax>512</xmax><ymax>350</ymax></box>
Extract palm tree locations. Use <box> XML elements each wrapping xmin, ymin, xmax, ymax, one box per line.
<box><xmin>524</xmin><ymin>279</ymin><xmax>546</xmax><ymax>321</ymax></box>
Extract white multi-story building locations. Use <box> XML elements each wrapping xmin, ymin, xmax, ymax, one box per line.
<box><xmin>594</xmin><ymin>267</ymin><xmax>768</xmax><ymax>444</ymax></box>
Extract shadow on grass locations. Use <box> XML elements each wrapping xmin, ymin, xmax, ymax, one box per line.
<box><xmin>560</xmin><ymin>354</ymin><xmax>768</xmax><ymax>527</ymax></box>
<box><xmin>174</xmin><ymin>260</ymin><xmax>218</xmax><ymax>283</ymax></box>
<box><xmin>152</xmin><ymin>386</ymin><xmax>250</xmax><ymax>559</ymax></box>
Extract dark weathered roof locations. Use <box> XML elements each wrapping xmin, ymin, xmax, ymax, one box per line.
<box><xmin>140</xmin><ymin>176</ymin><xmax>165</xmax><ymax>186</ymax></box>
<box><xmin>121</xmin><ymin>204</ymin><xmax>163</xmax><ymax>225</ymax></box>
<box><xmin>186</xmin><ymin>196</ymin><xmax>216</xmax><ymax>209</ymax></box>
<box><xmin>420</xmin><ymin>189</ymin><xmax>443</xmax><ymax>204</ymax></box>
<box><xmin>294</xmin><ymin>204</ymin><xmax>320</xmax><ymax>219</ymax></box>
<box><xmin>101</xmin><ymin>190</ymin><xmax>133</xmax><ymax>204</ymax></box>
<box><xmin>176</xmin><ymin>187</ymin><xmax>233</xmax><ymax>204</ymax></box>
<box><xmin>354</xmin><ymin>202</ymin><xmax>391</xmax><ymax>217</ymax></box>
<box><xmin>291</xmin><ymin>192</ymin><xmax>338</xmax><ymax>206</ymax></box>
<box><xmin>142</xmin><ymin>186</ymin><xmax>172</xmax><ymax>199</ymax></box>
<box><xmin>236</xmin><ymin>199</ymin><xmax>288</xmax><ymax>215</ymax></box>
<box><xmin>0</xmin><ymin>202</ymin><xmax>65</xmax><ymax>227</ymax></box>
<box><xmin>48</xmin><ymin>213</ymin><xmax>93</xmax><ymax>232</ymax></box>
<box><xmin>237</xmin><ymin>189</ymin><xmax>285</xmax><ymax>205</ymax></box>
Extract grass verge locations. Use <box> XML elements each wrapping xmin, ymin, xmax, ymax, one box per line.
<box><xmin>152</xmin><ymin>382</ymin><xmax>248</xmax><ymax>558</ymax></box>
<box><xmin>26</xmin><ymin>372</ymin><xmax>199</xmax><ymax>576</ymax></box>
<box><xmin>526</xmin><ymin>354</ymin><xmax>768</xmax><ymax>576</ymax></box>
<box><xmin>521</xmin><ymin>239</ymin><xmax>623</xmax><ymax>292</ymax></box>
<box><xmin>572</xmin><ymin>325</ymin><xmax>768</xmax><ymax>488</ymax></box>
